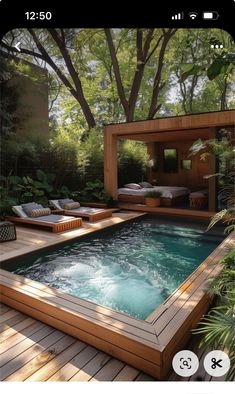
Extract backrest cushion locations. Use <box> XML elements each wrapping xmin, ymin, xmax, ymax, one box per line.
<box><xmin>124</xmin><ymin>183</ymin><xmax>142</xmax><ymax>190</ymax></box>
<box><xmin>12</xmin><ymin>206</ymin><xmax>28</xmax><ymax>218</ymax></box>
<box><xmin>50</xmin><ymin>200</ymin><xmax>61</xmax><ymax>210</ymax></box>
<box><xmin>63</xmin><ymin>202</ymin><xmax>80</xmax><ymax>210</ymax></box>
<box><xmin>22</xmin><ymin>202</ymin><xmax>42</xmax><ymax>210</ymax></box>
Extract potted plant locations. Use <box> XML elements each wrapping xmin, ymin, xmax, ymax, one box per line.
<box><xmin>144</xmin><ymin>190</ymin><xmax>162</xmax><ymax>207</ymax></box>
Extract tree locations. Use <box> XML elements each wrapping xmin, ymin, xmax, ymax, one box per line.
<box><xmin>1</xmin><ymin>28</ymin><xmax>177</xmax><ymax>127</ymax></box>
<box><xmin>1</xmin><ymin>29</ymin><xmax>96</xmax><ymax>129</ymax></box>
<box><xmin>174</xmin><ymin>29</ymin><xmax>235</xmax><ymax>113</ymax></box>
<box><xmin>105</xmin><ymin>28</ymin><xmax>176</xmax><ymax>121</ymax></box>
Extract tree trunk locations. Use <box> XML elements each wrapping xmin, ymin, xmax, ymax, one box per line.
<box><xmin>104</xmin><ymin>29</ymin><xmax>129</xmax><ymax>119</ymax></box>
<box><xmin>128</xmin><ymin>29</ymin><xmax>154</xmax><ymax>121</ymax></box>
<box><xmin>48</xmin><ymin>29</ymin><xmax>96</xmax><ymax>128</ymax></box>
<box><xmin>148</xmin><ymin>29</ymin><xmax>176</xmax><ymax>119</ymax></box>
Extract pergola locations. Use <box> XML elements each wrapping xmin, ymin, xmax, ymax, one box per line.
<box><xmin>104</xmin><ymin>110</ymin><xmax>235</xmax><ymax>212</ymax></box>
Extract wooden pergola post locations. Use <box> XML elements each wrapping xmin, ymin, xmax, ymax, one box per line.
<box><xmin>104</xmin><ymin>126</ymin><xmax>118</xmax><ymax>199</ymax></box>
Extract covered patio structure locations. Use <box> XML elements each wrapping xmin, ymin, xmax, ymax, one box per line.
<box><xmin>104</xmin><ymin>110</ymin><xmax>235</xmax><ymax>214</ymax></box>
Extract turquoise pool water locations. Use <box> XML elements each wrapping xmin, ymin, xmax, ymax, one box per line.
<box><xmin>7</xmin><ymin>218</ymin><xmax>223</xmax><ymax>320</ymax></box>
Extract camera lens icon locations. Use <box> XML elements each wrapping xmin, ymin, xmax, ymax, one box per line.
<box><xmin>172</xmin><ymin>350</ymin><xmax>199</xmax><ymax>377</ymax></box>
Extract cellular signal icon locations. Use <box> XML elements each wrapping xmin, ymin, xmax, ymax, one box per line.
<box><xmin>172</xmin><ymin>12</ymin><xmax>184</xmax><ymax>20</ymax></box>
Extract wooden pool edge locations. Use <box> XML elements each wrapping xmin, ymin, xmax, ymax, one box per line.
<box><xmin>0</xmin><ymin>231</ymin><xmax>234</xmax><ymax>380</ymax></box>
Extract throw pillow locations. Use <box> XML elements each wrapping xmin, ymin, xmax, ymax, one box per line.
<box><xmin>63</xmin><ymin>202</ymin><xmax>80</xmax><ymax>210</ymax></box>
<box><xmin>59</xmin><ymin>198</ymin><xmax>74</xmax><ymax>208</ymax></box>
<box><xmin>139</xmin><ymin>182</ymin><xmax>153</xmax><ymax>188</ymax></box>
<box><xmin>124</xmin><ymin>183</ymin><xmax>142</xmax><ymax>190</ymax></box>
<box><xmin>26</xmin><ymin>208</ymin><xmax>51</xmax><ymax>217</ymax></box>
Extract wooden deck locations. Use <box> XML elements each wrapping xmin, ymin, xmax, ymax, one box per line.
<box><xmin>0</xmin><ymin>303</ymin><xmax>229</xmax><ymax>381</ymax></box>
<box><xmin>0</xmin><ymin>303</ymin><xmax>153</xmax><ymax>381</ymax></box>
<box><xmin>0</xmin><ymin>211</ymin><xmax>145</xmax><ymax>263</ymax></box>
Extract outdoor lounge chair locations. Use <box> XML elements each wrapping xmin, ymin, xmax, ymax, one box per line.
<box><xmin>49</xmin><ymin>199</ymin><xmax>113</xmax><ymax>222</ymax></box>
<box><xmin>6</xmin><ymin>203</ymin><xmax>82</xmax><ymax>233</ymax></box>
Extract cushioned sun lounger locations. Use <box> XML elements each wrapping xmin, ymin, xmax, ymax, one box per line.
<box><xmin>6</xmin><ymin>205</ymin><xmax>82</xmax><ymax>233</ymax></box>
<box><xmin>50</xmin><ymin>200</ymin><xmax>113</xmax><ymax>222</ymax></box>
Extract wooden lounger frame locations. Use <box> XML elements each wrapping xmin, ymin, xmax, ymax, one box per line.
<box><xmin>118</xmin><ymin>193</ymin><xmax>188</xmax><ymax>207</ymax></box>
<box><xmin>62</xmin><ymin>208</ymin><xmax>113</xmax><ymax>223</ymax></box>
<box><xmin>5</xmin><ymin>216</ymin><xmax>82</xmax><ymax>233</ymax></box>
<box><xmin>0</xmin><ymin>231</ymin><xmax>234</xmax><ymax>379</ymax></box>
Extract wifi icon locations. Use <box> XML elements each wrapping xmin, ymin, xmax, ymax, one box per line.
<box><xmin>189</xmin><ymin>12</ymin><xmax>198</xmax><ymax>19</ymax></box>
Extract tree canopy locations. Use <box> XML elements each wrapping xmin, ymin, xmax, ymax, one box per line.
<box><xmin>1</xmin><ymin>28</ymin><xmax>234</xmax><ymax>132</ymax></box>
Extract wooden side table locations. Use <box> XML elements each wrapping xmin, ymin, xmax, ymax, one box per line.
<box><xmin>0</xmin><ymin>221</ymin><xmax>17</xmax><ymax>242</ymax></box>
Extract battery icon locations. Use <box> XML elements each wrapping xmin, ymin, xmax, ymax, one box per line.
<box><xmin>203</xmin><ymin>11</ymin><xmax>219</xmax><ymax>20</ymax></box>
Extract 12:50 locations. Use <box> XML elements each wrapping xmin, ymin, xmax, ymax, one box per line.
<box><xmin>25</xmin><ymin>11</ymin><xmax>52</xmax><ymax>20</ymax></box>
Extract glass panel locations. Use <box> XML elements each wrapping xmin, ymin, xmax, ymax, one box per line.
<box><xmin>181</xmin><ymin>159</ymin><xmax>192</xmax><ymax>170</ymax></box>
<box><xmin>163</xmin><ymin>149</ymin><xmax>178</xmax><ymax>173</ymax></box>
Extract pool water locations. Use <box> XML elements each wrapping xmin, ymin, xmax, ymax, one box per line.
<box><xmin>7</xmin><ymin>218</ymin><xmax>223</xmax><ymax>320</ymax></box>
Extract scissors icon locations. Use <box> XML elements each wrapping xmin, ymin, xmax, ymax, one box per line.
<box><xmin>211</xmin><ymin>358</ymin><xmax>223</xmax><ymax>369</ymax></box>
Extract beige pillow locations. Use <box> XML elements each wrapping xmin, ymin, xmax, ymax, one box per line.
<box><xmin>139</xmin><ymin>182</ymin><xmax>153</xmax><ymax>188</ymax></box>
<box><xmin>124</xmin><ymin>183</ymin><xmax>142</xmax><ymax>190</ymax></box>
<box><xmin>63</xmin><ymin>202</ymin><xmax>80</xmax><ymax>210</ymax></box>
<box><xmin>27</xmin><ymin>208</ymin><xmax>51</xmax><ymax>217</ymax></box>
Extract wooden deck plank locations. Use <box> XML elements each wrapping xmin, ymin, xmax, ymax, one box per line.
<box><xmin>90</xmin><ymin>358</ymin><xmax>125</xmax><ymax>381</ymax></box>
<box><xmin>0</xmin><ymin>313</ymin><xmax>27</xmax><ymax>334</ymax></box>
<box><xmin>48</xmin><ymin>345</ymin><xmax>98</xmax><ymax>381</ymax></box>
<box><xmin>5</xmin><ymin>331</ymin><xmax>70</xmax><ymax>381</ymax></box>
<box><xmin>69</xmin><ymin>352</ymin><xmax>111</xmax><ymax>381</ymax></box>
<box><xmin>113</xmin><ymin>365</ymin><xmax>140</xmax><ymax>381</ymax></box>
<box><xmin>0</xmin><ymin>304</ymin><xmax>10</xmax><ymax>315</ymax></box>
<box><xmin>0</xmin><ymin>318</ymin><xmax>42</xmax><ymax>356</ymax></box>
<box><xmin>0</xmin><ymin>310</ymin><xmax>19</xmax><ymax>324</ymax></box>
<box><xmin>0</xmin><ymin>323</ymin><xmax>51</xmax><ymax>366</ymax></box>
<box><xmin>135</xmin><ymin>372</ymin><xmax>155</xmax><ymax>381</ymax></box>
<box><xmin>0</xmin><ymin>317</ymin><xmax>34</xmax><ymax>346</ymax></box>
<box><xmin>0</xmin><ymin>325</ymin><xmax>55</xmax><ymax>379</ymax></box>
<box><xmin>0</xmin><ymin>312</ymin><xmax>28</xmax><ymax>333</ymax></box>
<box><xmin>25</xmin><ymin>340</ymin><xmax>86</xmax><ymax>381</ymax></box>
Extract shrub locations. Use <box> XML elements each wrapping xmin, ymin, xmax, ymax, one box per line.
<box><xmin>194</xmin><ymin>249</ymin><xmax>235</xmax><ymax>380</ymax></box>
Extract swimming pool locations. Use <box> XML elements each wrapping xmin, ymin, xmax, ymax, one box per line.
<box><xmin>6</xmin><ymin>217</ymin><xmax>223</xmax><ymax>320</ymax></box>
